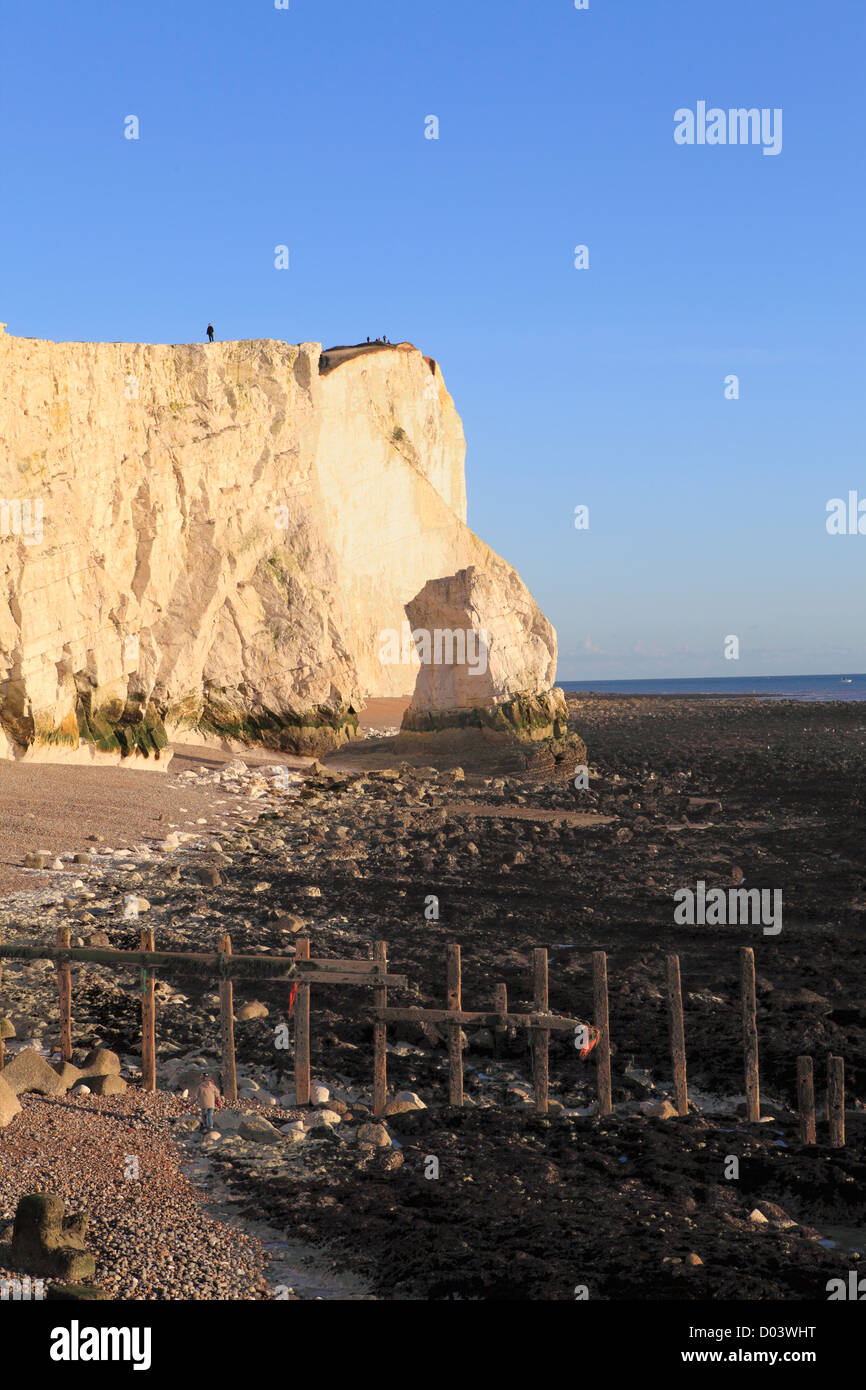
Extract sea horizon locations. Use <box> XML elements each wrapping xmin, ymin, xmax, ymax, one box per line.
<box><xmin>557</xmin><ymin>673</ymin><xmax>866</xmax><ymax>702</ymax></box>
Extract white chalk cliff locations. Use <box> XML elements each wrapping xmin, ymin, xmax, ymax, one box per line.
<box><xmin>0</xmin><ymin>328</ymin><xmax>557</xmax><ymax>761</ymax></box>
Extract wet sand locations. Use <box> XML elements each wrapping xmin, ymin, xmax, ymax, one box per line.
<box><xmin>0</xmin><ymin>742</ymin><xmax>312</xmax><ymax>896</ymax></box>
<box><xmin>0</xmin><ymin>703</ymin><xmax>409</xmax><ymax>895</ymax></box>
<box><xmin>358</xmin><ymin>696</ymin><xmax>410</xmax><ymax>732</ymax></box>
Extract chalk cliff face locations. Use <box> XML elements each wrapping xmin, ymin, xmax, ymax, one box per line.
<box><xmin>0</xmin><ymin>330</ymin><xmax>554</xmax><ymax>761</ymax></box>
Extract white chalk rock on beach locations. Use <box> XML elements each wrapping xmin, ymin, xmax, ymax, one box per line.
<box><xmin>124</xmin><ymin>896</ymin><xmax>150</xmax><ymax>914</ymax></box>
<box><xmin>383</xmin><ymin>1091</ymin><xmax>427</xmax><ymax>1116</ymax></box>
<box><xmin>239</xmin><ymin>1114</ymin><xmax>283</xmax><ymax>1145</ymax></box>
<box><xmin>303</xmin><ymin>1108</ymin><xmax>341</xmax><ymax>1128</ymax></box>
<box><xmin>236</xmin><ymin>1000</ymin><xmax>269</xmax><ymax>1021</ymax></box>
<box><xmin>403</xmin><ymin>564</ymin><xmax>556</xmax><ymax>713</ymax></box>
<box><xmin>397</xmin><ymin>564</ymin><xmax>575</xmax><ymax>755</ymax></box>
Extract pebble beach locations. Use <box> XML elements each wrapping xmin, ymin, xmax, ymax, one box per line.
<box><xmin>0</xmin><ymin>694</ymin><xmax>864</xmax><ymax>1302</ymax></box>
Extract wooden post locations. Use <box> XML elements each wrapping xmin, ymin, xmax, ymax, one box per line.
<box><xmin>665</xmin><ymin>954</ymin><xmax>688</xmax><ymax>1116</ymax></box>
<box><xmin>532</xmin><ymin>948</ymin><xmax>549</xmax><ymax>1115</ymax></box>
<box><xmin>140</xmin><ymin>927</ymin><xmax>156</xmax><ymax>1092</ymax></box>
<box><xmin>740</xmin><ymin>947</ymin><xmax>760</xmax><ymax>1122</ymax></box>
<box><xmin>827</xmin><ymin>1056</ymin><xmax>845</xmax><ymax>1148</ymax></box>
<box><xmin>295</xmin><ymin>937</ymin><xmax>311</xmax><ymax>1106</ymax></box>
<box><xmin>218</xmin><ymin>933</ymin><xmax>237</xmax><ymax>1103</ymax></box>
<box><xmin>797</xmin><ymin>1056</ymin><xmax>815</xmax><ymax>1144</ymax></box>
<box><xmin>493</xmin><ymin>982</ymin><xmax>507</xmax><ymax>1058</ymax></box>
<box><xmin>447</xmin><ymin>944</ymin><xmax>463</xmax><ymax>1107</ymax></box>
<box><xmin>493</xmin><ymin>983</ymin><xmax>508</xmax><ymax>1026</ymax></box>
<box><xmin>592</xmin><ymin>950</ymin><xmax>612</xmax><ymax>1117</ymax></box>
<box><xmin>372</xmin><ymin>941</ymin><xmax>387</xmax><ymax>1116</ymax></box>
<box><xmin>0</xmin><ymin>933</ymin><xmax>4</xmax><ymax>1071</ymax></box>
<box><xmin>56</xmin><ymin>926</ymin><xmax>72</xmax><ymax>1063</ymax></box>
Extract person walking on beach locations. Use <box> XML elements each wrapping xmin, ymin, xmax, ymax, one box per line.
<box><xmin>206</xmin><ymin>323</ymin><xmax>214</xmax><ymax>343</ymax></box>
<box><xmin>194</xmin><ymin>1074</ymin><xmax>221</xmax><ymax>1131</ymax></box>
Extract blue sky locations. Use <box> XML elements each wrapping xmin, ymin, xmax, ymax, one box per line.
<box><xmin>2</xmin><ymin>0</ymin><xmax>863</xmax><ymax>678</ymax></box>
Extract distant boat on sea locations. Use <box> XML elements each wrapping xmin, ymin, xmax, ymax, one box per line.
<box><xmin>842</xmin><ymin>677</ymin><xmax>853</xmax><ymax>683</ymax></box>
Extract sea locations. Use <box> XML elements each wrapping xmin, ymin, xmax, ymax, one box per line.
<box><xmin>558</xmin><ymin>674</ymin><xmax>866</xmax><ymax>703</ymax></box>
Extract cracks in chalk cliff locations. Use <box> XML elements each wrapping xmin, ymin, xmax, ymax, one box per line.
<box><xmin>0</xmin><ymin>334</ymin><xmax>543</xmax><ymax>760</ymax></box>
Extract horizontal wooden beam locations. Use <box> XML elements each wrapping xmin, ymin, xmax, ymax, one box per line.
<box><xmin>0</xmin><ymin>944</ymin><xmax>401</xmax><ymax>986</ymax></box>
<box><xmin>0</xmin><ymin>945</ymin><xmax>257</xmax><ymax>971</ymax></box>
<box><xmin>307</xmin><ymin>958</ymin><xmax>383</xmax><ymax>973</ymax></box>
<box><xmin>302</xmin><ymin>972</ymin><xmax>408</xmax><ymax>988</ymax></box>
<box><xmin>373</xmin><ymin>1006</ymin><xmax>585</xmax><ymax>1030</ymax></box>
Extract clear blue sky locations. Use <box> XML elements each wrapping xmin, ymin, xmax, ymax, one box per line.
<box><xmin>2</xmin><ymin>0</ymin><xmax>863</xmax><ymax>678</ymax></box>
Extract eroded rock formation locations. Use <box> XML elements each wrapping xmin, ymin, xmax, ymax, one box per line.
<box><xmin>0</xmin><ymin>328</ymin><xmax>559</xmax><ymax>761</ymax></box>
<box><xmin>396</xmin><ymin>565</ymin><xmax>582</xmax><ymax>775</ymax></box>
<box><xmin>400</xmin><ymin>563</ymin><xmax>557</xmax><ymax>715</ymax></box>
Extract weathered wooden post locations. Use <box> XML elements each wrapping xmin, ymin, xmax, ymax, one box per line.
<box><xmin>740</xmin><ymin>947</ymin><xmax>760</xmax><ymax>1122</ymax></box>
<box><xmin>56</xmin><ymin>926</ymin><xmax>73</xmax><ymax>1063</ymax></box>
<box><xmin>592</xmin><ymin>950</ymin><xmax>612</xmax><ymax>1117</ymax></box>
<box><xmin>665</xmin><ymin>953</ymin><xmax>688</xmax><ymax>1116</ymax></box>
<box><xmin>140</xmin><ymin>926</ymin><xmax>156</xmax><ymax>1092</ymax></box>
<box><xmin>294</xmin><ymin>937</ymin><xmax>311</xmax><ymax>1106</ymax></box>
<box><xmin>492</xmin><ymin>982</ymin><xmax>508</xmax><ymax>1058</ymax></box>
<box><xmin>827</xmin><ymin>1055</ymin><xmax>845</xmax><ymax>1148</ymax></box>
<box><xmin>218</xmin><ymin>933</ymin><xmax>238</xmax><ymax>1103</ymax></box>
<box><xmin>447</xmin><ymin>943</ymin><xmax>463</xmax><ymax>1106</ymax></box>
<box><xmin>797</xmin><ymin>1056</ymin><xmax>816</xmax><ymax>1144</ymax></box>
<box><xmin>532</xmin><ymin>948</ymin><xmax>550</xmax><ymax>1115</ymax></box>
<box><xmin>372</xmin><ymin>940</ymin><xmax>388</xmax><ymax>1116</ymax></box>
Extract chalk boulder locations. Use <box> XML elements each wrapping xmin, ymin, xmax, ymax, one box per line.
<box><xmin>402</xmin><ymin>564</ymin><xmax>556</xmax><ymax>714</ymax></box>
<box><xmin>236</xmin><ymin>1000</ymin><xmax>268</xmax><ymax>1021</ymax></box>
<box><xmin>239</xmin><ymin>1115</ymin><xmax>284</xmax><ymax>1145</ymax></box>
<box><xmin>383</xmin><ymin>1091</ymin><xmax>427</xmax><ymax>1116</ymax></box>
<box><xmin>397</xmin><ymin>565</ymin><xmax>584</xmax><ymax>773</ymax></box>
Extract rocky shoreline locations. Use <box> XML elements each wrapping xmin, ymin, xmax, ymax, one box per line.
<box><xmin>0</xmin><ymin>693</ymin><xmax>864</xmax><ymax>1299</ymax></box>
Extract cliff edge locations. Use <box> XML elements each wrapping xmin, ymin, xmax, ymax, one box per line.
<box><xmin>0</xmin><ymin>329</ymin><xmax>553</xmax><ymax>761</ymax></box>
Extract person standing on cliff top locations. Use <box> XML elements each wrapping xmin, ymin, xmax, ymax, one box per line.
<box><xmin>206</xmin><ymin>323</ymin><xmax>214</xmax><ymax>342</ymax></box>
<box><xmin>193</xmin><ymin>1075</ymin><xmax>221</xmax><ymax>1131</ymax></box>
